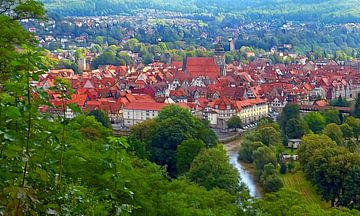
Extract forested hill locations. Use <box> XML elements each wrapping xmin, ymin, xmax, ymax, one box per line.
<box><xmin>41</xmin><ymin>0</ymin><xmax>360</xmax><ymax>23</ymax></box>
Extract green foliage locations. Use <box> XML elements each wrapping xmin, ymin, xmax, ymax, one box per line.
<box><xmin>323</xmin><ymin>123</ymin><xmax>344</xmax><ymax>145</ymax></box>
<box><xmin>299</xmin><ymin>134</ymin><xmax>360</xmax><ymax>209</ymax></box>
<box><xmin>176</xmin><ymin>138</ymin><xmax>206</xmax><ymax>175</ymax></box>
<box><xmin>322</xmin><ymin>109</ymin><xmax>341</xmax><ymax>125</ymax></box>
<box><xmin>278</xmin><ymin>103</ymin><xmax>300</xmax><ymax>131</ymax></box>
<box><xmin>252</xmin><ymin>146</ymin><xmax>277</xmax><ymax>171</ymax></box>
<box><xmin>91</xmin><ymin>50</ymin><xmax>119</xmax><ymax>68</ymax></box>
<box><xmin>346</xmin><ymin>116</ymin><xmax>360</xmax><ymax>140</ymax></box>
<box><xmin>329</xmin><ymin>95</ymin><xmax>350</xmax><ymax>107</ymax></box>
<box><xmin>257</xmin><ymin>189</ymin><xmax>360</xmax><ymax>216</ymax></box>
<box><xmin>187</xmin><ymin>146</ymin><xmax>240</xmax><ymax>194</ymax></box>
<box><xmin>131</xmin><ymin>105</ymin><xmax>218</xmax><ymax>176</ymax></box>
<box><xmin>89</xmin><ymin>109</ymin><xmax>112</xmax><ymax>128</ymax></box>
<box><xmin>256</xmin><ymin>126</ymin><xmax>281</xmax><ymax>146</ymax></box>
<box><xmin>354</xmin><ymin>93</ymin><xmax>360</xmax><ymax>118</ymax></box>
<box><xmin>41</xmin><ymin>0</ymin><xmax>360</xmax><ymax>24</ymax></box>
<box><xmin>263</xmin><ymin>174</ymin><xmax>283</xmax><ymax>193</ymax></box>
<box><xmin>285</xmin><ymin>118</ymin><xmax>307</xmax><ymax>139</ymax></box>
<box><xmin>304</xmin><ymin>112</ymin><xmax>326</xmax><ymax>134</ymax></box>
<box><xmin>227</xmin><ymin>115</ymin><xmax>242</xmax><ymax>129</ymax></box>
<box><xmin>127</xmin><ymin>135</ymin><xmax>149</xmax><ymax>159</ymax></box>
<box><xmin>340</xmin><ymin>123</ymin><xmax>353</xmax><ymax>139</ymax></box>
<box><xmin>238</xmin><ymin>140</ymin><xmax>265</xmax><ymax>163</ymax></box>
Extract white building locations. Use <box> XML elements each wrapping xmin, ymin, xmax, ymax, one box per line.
<box><xmin>123</xmin><ymin>102</ymin><xmax>189</xmax><ymax>127</ymax></box>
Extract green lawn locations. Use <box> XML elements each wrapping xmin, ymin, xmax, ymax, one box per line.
<box><xmin>282</xmin><ymin>148</ymin><xmax>298</xmax><ymax>155</ymax></box>
<box><xmin>280</xmin><ymin>171</ymin><xmax>330</xmax><ymax>208</ymax></box>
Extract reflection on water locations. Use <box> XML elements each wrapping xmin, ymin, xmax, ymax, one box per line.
<box><xmin>228</xmin><ymin>150</ymin><xmax>261</xmax><ymax>198</ymax></box>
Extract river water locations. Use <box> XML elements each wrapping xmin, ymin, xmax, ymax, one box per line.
<box><xmin>223</xmin><ymin>138</ymin><xmax>262</xmax><ymax>198</ymax></box>
<box><xmin>228</xmin><ymin>150</ymin><xmax>262</xmax><ymax>198</ymax></box>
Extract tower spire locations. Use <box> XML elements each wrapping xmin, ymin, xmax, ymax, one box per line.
<box><xmin>214</xmin><ymin>40</ymin><xmax>226</xmax><ymax>76</ymax></box>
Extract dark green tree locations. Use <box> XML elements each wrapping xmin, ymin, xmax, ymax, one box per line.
<box><xmin>285</xmin><ymin>118</ymin><xmax>307</xmax><ymax>139</ymax></box>
<box><xmin>263</xmin><ymin>174</ymin><xmax>283</xmax><ymax>193</ymax></box>
<box><xmin>227</xmin><ymin>115</ymin><xmax>242</xmax><ymax>130</ymax></box>
<box><xmin>354</xmin><ymin>93</ymin><xmax>360</xmax><ymax>117</ymax></box>
<box><xmin>176</xmin><ymin>138</ymin><xmax>206</xmax><ymax>174</ymax></box>
<box><xmin>278</xmin><ymin>103</ymin><xmax>300</xmax><ymax>130</ymax></box>
<box><xmin>188</xmin><ymin>146</ymin><xmax>240</xmax><ymax>194</ymax></box>
<box><xmin>89</xmin><ymin>109</ymin><xmax>112</xmax><ymax>128</ymax></box>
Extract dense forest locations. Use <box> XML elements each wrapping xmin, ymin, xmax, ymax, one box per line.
<box><xmin>41</xmin><ymin>0</ymin><xmax>360</xmax><ymax>23</ymax></box>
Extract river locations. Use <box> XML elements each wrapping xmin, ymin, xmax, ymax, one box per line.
<box><xmin>224</xmin><ymin>139</ymin><xmax>262</xmax><ymax>198</ymax></box>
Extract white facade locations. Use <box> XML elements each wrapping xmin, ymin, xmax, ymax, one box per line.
<box><xmin>123</xmin><ymin>109</ymin><xmax>159</xmax><ymax>127</ymax></box>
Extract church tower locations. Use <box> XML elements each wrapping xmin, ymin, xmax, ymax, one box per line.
<box><xmin>214</xmin><ymin>40</ymin><xmax>226</xmax><ymax>76</ymax></box>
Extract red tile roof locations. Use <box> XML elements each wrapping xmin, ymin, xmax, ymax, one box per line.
<box><xmin>124</xmin><ymin>102</ymin><xmax>189</xmax><ymax>111</ymax></box>
<box><xmin>186</xmin><ymin>57</ymin><xmax>220</xmax><ymax>79</ymax></box>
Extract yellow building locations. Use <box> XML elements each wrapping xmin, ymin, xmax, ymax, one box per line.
<box><xmin>236</xmin><ymin>98</ymin><xmax>269</xmax><ymax>124</ymax></box>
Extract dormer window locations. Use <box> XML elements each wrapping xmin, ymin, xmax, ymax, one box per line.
<box><xmin>227</xmin><ymin>105</ymin><xmax>231</xmax><ymax>110</ymax></box>
<box><xmin>215</xmin><ymin>105</ymin><xmax>218</xmax><ymax>109</ymax></box>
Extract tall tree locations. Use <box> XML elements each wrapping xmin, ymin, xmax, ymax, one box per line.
<box><xmin>304</xmin><ymin>112</ymin><xmax>326</xmax><ymax>134</ymax></box>
<box><xmin>323</xmin><ymin>123</ymin><xmax>344</xmax><ymax>146</ymax></box>
<box><xmin>256</xmin><ymin>126</ymin><xmax>281</xmax><ymax>146</ymax></box>
<box><xmin>227</xmin><ymin>115</ymin><xmax>242</xmax><ymax>130</ymax></box>
<box><xmin>322</xmin><ymin>109</ymin><xmax>341</xmax><ymax>125</ymax></box>
<box><xmin>89</xmin><ymin>109</ymin><xmax>112</xmax><ymax>128</ymax></box>
<box><xmin>353</xmin><ymin>93</ymin><xmax>360</xmax><ymax>117</ymax></box>
<box><xmin>187</xmin><ymin>146</ymin><xmax>240</xmax><ymax>194</ymax></box>
<box><xmin>285</xmin><ymin>118</ymin><xmax>307</xmax><ymax>139</ymax></box>
<box><xmin>278</xmin><ymin>103</ymin><xmax>300</xmax><ymax>130</ymax></box>
<box><xmin>176</xmin><ymin>138</ymin><xmax>205</xmax><ymax>175</ymax></box>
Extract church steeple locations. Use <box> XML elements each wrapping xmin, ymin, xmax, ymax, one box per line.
<box><xmin>214</xmin><ymin>40</ymin><xmax>226</xmax><ymax>76</ymax></box>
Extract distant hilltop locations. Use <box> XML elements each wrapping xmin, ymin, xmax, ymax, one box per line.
<box><xmin>40</xmin><ymin>0</ymin><xmax>360</xmax><ymax>23</ymax></box>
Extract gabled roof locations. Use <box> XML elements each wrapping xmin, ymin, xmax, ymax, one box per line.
<box><xmin>185</xmin><ymin>57</ymin><xmax>220</xmax><ymax>79</ymax></box>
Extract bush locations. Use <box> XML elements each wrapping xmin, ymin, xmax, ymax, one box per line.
<box><xmin>263</xmin><ymin>175</ymin><xmax>284</xmax><ymax>193</ymax></box>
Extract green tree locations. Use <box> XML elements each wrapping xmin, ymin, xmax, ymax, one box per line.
<box><xmin>263</xmin><ymin>174</ymin><xmax>283</xmax><ymax>193</ymax></box>
<box><xmin>298</xmin><ymin>134</ymin><xmax>337</xmax><ymax>176</ymax></box>
<box><xmin>256</xmin><ymin>126</ymin><xmax>281</xmax><ymax>146</ymax></box>
<box><xmin>354</xmin><ymin>93</ymin><xmax>360</xmax><ymax>117</ymax></box>
<box><xmin>340</xmin><ymin>123</ymin><xmax>353</xmax><ymax>139</ymax></box>
<box><xmin>91</xmin><ymin>50</ymin><xmax>119</xmax><ymax>69</ymax></box>
<box><xmin>89</xmin><ymin>109</ymin><xmax>112</xmax><ymax>128</ymax></box>
<box><xmin>346</xmin><ymin>116</ymin><xmax>360</xmax><ymax>140</ymax></box>
<box><xmin>304</xmin><ymin>112</ymin><xmax>326</xmax><ymax>134</ymax></box>
<box><xmin>322</xmin><ymin>109</ymin><xmax>341</xmax><ymax>125</ymax></box>
<box><xmin>176</xmin><ymin>138</ymin><xmax>206</xmax><ymax>174</ymax></box>
<box><xmin>227</xmin><ymin>115</ymin><xmax>242</xmax><ymax>130</ymax></box>
<box><xmin>323</xmin><ymin>123</ymin><xmax>344</xmax><ymax>145</ymax></box>
<box><xmin>285</xmin><ymin>118</ymin><xmax>307</xmax><ymax>139</ymax></box>
<box><xmin>188</xmin><ymin>146</ymin><xmax>240</xmax><ymax>194</ymax></box>
<box><xmin>95</xmin><ymin>36</ymin><xmax>104</xmax><ymax>44</ymax></box>
<box><xmin>150</xmin><ymin>117</ymin><xmax>189</xmax><ymax>176</ymax></box>
<box><xmin>252</xmin><ymin>146</ymin><xmax>277</xmax><ymax>171</ymax></box>
<box><xmin>329</xmin><ymin>95</ymin><xmax>350</xmax><ymax>107</ymax></box>
<box><xmin>238</xmin><ymin>141</ymin><xmax>265</xmax><ymax>163</ymax></box>
<box><xmin>278</xmin><ymin>103</ymin><xmax>300</xmax><ymax>130</ymax></box>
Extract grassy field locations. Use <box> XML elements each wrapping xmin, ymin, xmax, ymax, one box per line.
<box><xmin>280</xmin><ymin>171</ymin><xmax>330</xmax><ymax>208</ymax></box>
